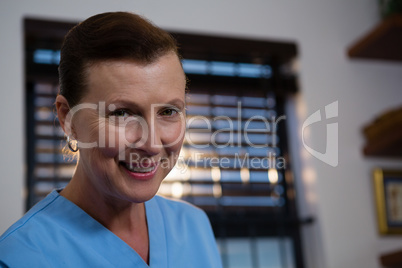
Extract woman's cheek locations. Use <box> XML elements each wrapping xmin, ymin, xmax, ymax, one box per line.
<box><xmin>162</xmin><ymin>121</ymin><xmax>185</xmax><ymax>153</ymax></box>
<box><xmin>98</xmin><ymin>123</ymin><xmax>123</xmax><ymax>158</ymax></box>
<box><xmin>75</xmin><ymin>118</ymin><xmax>103</xmax><ymax>149</ymax></box>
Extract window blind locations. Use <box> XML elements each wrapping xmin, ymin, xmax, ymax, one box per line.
<box><xmin>158</xmin><ymin>84</ymin><xmax>287</xmax><ymax>212</ymax></box>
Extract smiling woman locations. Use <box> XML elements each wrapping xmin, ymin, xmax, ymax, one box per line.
<box><xmin>0</xmin><ymin>12</ymin><xmax>222</xmax><ymax>268</ymax></box>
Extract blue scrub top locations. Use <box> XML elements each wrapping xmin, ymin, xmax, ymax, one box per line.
<box><xmin>0</xmin><ymin>190</ymin><xmax>222</xmax><ymax>268</ymax></box>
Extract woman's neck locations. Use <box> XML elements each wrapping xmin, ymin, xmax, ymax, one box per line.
<box><xmin>60</xmin><ymin>165</ymin><xmax>150</xmax><ymax>264</ymax></box>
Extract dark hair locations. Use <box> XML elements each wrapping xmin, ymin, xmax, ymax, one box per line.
<box><xmin>58</xmin><ymin>11</ymin><xmax>179</xmax><ymax>107</ymax></box>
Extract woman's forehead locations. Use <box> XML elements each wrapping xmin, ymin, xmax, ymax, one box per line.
<box><xmin>82</xmin><ymin>54</ymin><xmax>186</xmax><ymax>104</ymax></box>
<box><xmin>78</xmin><ymin>58</ymin><xmax>186</xmax><ymax>109</ymax></box>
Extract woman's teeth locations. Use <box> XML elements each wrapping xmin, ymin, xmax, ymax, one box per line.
<box><xmin>121</xmin><ymin>162</ymin><xmax>155</xmax><ymax>173</ymax></box>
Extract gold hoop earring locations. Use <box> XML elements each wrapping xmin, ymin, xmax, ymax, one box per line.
<box><xmin>67</xmin><ymin>136</ymin><xmax>78</xmax><ymax>152</ymax></box>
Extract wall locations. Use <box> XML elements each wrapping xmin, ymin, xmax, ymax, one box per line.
<box><xmin>1</xmin><ymin>1</ymin><xmax>402</xmax><ymax>267</ymax></box>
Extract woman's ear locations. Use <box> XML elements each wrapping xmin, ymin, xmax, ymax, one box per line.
<box><xmin>55</xmin><ymin>95</ymin><xmax>73</xmax><ymax>136</ymax></box>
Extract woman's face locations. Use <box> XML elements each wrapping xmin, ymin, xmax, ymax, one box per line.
<box><xmin>70</xmin><ymin>52</ymin><xmax>186</xmax><ymax>204</ymax></box>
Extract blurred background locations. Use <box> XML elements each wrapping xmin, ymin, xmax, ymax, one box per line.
<box><xmin>1</xmin><ymin>1</ymin><xmax>402</xmax><ymax>268</ymax></box>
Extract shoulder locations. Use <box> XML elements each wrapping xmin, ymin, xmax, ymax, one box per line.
<box><xmin>0</xmin><ymin>190</ymin><xmax>60</xmax><ymax>242</ymax></box>
<box><xmin>0</xmin><ymin>191</ymin><xmax>61</xmax><ymax>266</ymax></box>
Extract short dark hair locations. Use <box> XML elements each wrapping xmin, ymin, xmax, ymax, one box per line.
<box><xmin>58</xmin><ymin>11</ymin><xmax>179</xmax><ymax>107</ymax></box>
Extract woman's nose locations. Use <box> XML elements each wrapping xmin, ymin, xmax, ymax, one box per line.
<box><xmin>138</xmin><ymin>126</ymin><xmax>163</xmax><ymax>156</ymax></box>
<box><xmin>124</xmin><ymin>118</ymin><xmax>162</xmax><ymax>156</ymax></box>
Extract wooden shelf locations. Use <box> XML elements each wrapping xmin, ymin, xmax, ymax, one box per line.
<box><xmin>380</xmin><ymin>249</ymin><xmax>402</xmax><ymax>267</ymax></box>
<box><xmin>348</xmin><ymin>14</ymin><xmax>402</xmax><ymax>62</ymax></box>
<box><xmin>363</xmin><ymin>128</ymin><xmax>402</xmax><ymax>157</ymax></box>
<box><xmin>363</xmin><ymin>106</ymin><xmax>402</xmax><ymax>158</ymax></box>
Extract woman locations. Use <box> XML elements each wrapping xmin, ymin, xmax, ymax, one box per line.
<box><xmin>0</xmin><ymin>12</ymin><xmax>222</xmax><ymax>268</ymax></box>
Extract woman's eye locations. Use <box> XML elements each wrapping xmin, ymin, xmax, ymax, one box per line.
<box><xmin>160</xmin><ymin>108</ymin><xmax>178</xmax><ymax>116</ymax></box>
<box><xmin>111</xmin><ymin>109</ymin><xmax>130</xmax><ymax>117</ymax></box>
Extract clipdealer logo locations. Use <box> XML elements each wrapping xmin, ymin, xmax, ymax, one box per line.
<box><xmin>302</xmin><ymin>101</ymin><xmax>339</xmax><ymax>167</ymax></box>
<box><xmin>64</xmin><ymin>99</ymin><xmax>339</xmax><ymax>167</ymax></box>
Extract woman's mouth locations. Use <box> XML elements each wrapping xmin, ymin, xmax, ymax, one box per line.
<box><xmin>119</xmin><ymin>161</ymin><xmax>159</xmax><ymax>180</ymax></box>
<box><xmin>120</xmin><ymin>162</ymin><xmax>156</xmax><ymax>173</ymax></box>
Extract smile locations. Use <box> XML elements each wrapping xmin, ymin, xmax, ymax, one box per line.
<box><xmin>119</xmin><ymin>161</ymin><xmax>159</xmax><ymax>180</ymax></box>
<box><xmin>121</xmin><ymin>162</ymin><xmax>156</xmax><ymax>173</ymax></box>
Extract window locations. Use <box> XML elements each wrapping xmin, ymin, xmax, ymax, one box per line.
<box><xmin>25</xmin><ymin>18</ymin><xmax>304</xmax><ymax>267</ymax></box>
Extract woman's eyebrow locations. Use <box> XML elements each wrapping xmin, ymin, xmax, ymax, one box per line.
<box><xmin>166</xmin><ymin>98</ymin><xmax>185</xmax><ymax>108</ymax></box>
<box><xmin>106</xmin><ymin>99</ymin><xmax>142</xmax><ymax>110</ymax></box>
<box><xmin>106</xmin><ymin>98</ymin><xmax>185</xmax><ymax>109</ymax></box>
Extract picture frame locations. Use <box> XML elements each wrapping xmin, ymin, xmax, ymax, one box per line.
<box><xmin>374</xmin><ymin>168</ymin><xmax>402</xmax><ymax>235</ymax></box>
